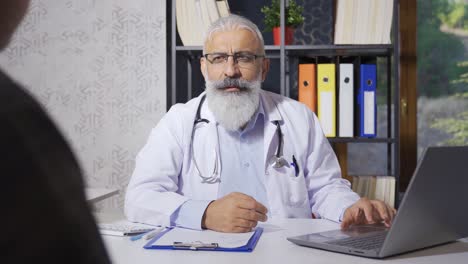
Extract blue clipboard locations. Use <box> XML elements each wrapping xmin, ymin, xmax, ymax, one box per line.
<box><xmin>143</xmin><ymin>227</ymin><xmax>263</xmax><ymax>252</ymax></box>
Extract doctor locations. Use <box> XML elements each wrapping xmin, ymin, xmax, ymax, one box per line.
<box><xmin>125</xmin><ymin>15</ymin><xmax>395</xmax><ymax>233</ymax></box>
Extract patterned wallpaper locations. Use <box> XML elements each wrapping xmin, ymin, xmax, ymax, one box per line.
<box><xmin>0</xmin><ymin>0</ymin><xmax>167</xmax><ymax>211</ymax></box>
<box><xmin>293</xmin><ymin>0</ymin><xmax>333</xmax><ymax>45</ymax></box>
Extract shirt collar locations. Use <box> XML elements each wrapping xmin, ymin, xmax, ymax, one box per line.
<box><xmin>259</xmin><ymin>90</ymin><xmax>282</xmax><ymax>123</ymax></box>
<box><xmin>242</xmin><ymin>97</ymin><xmax>265</xmax><ymax>132</ymax></box>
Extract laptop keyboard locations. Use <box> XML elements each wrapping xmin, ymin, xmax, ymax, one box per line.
<box><xmin>326</xmin><ymin>232</ymin><xmax>387</xmax><ymax>251</ymax></box>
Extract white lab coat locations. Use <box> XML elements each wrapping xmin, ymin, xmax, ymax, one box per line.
<box><xmin>125</xmin><ymin>90</ymin><xmax>360</xmax><ymax>227</ymax></box>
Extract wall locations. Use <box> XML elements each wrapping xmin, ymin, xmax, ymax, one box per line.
<box><xmin>0</xmin><ymin>0</ymin><xmax>167</xmax><ymax>211</ymax></box>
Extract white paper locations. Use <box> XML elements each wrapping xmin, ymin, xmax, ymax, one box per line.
<box><xmin>153</xmin><ymin>228</ymin><xmax>255</xmax><ymax>248</ymax></box>
<box><xmin>319</xmin><ymin>91</ymin><xmax>333</xmax><ymax>136</ymax></box>
<box><xmin>364</xmin><ymin>91</ymin><xmax>375</xmax><ymax>135</ymax></box>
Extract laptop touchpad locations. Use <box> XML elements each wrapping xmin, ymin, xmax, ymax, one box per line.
<box><xmin>300</xmin><ymin>224</ymin><xmax>388</xmax><ymax>242</ymax></box>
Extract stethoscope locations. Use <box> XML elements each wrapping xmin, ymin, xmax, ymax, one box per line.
<box><xmin>191</xmin><ymin>95</ymin><xmax>290</xmax><ymax>184</ymax></box>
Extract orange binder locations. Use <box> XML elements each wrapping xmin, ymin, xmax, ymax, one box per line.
<box><xmin>298</xmin><ymin>64</ymin><xmax>317</xmax><ymax>113</ymax></box>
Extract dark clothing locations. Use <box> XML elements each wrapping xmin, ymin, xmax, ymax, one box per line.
<box><xmin>0</xmin><ymin>69</ymin><xmax>111</xmax><ymax>263</ymax></box>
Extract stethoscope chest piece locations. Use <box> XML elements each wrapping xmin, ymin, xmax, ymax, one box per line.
<box><xmin>268</xmin><ymin>155</ymin><xmax>290</xmax><ymax>169</ymax></box>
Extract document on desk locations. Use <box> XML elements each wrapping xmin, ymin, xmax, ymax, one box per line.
<box><xmin>157</xmin><ymin>228</ymin><xmax>253</xmax><ymax>248</ymax></box>
<box><xmin>144</xmin><ymin>227</ymin><xmax>263</xmax><ymax>252</ymax></box>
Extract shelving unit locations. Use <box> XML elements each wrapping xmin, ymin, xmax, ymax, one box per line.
<box><xmin>167</xmin><ymin>0</ymin><xmax>400</xmax><ymax>207</ymax></box>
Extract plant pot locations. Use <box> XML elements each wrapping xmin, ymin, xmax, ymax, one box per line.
<box><xmin>273</xmin><ymin>26</ymin><xmax>294</xmax><ymax>45</ymax></box>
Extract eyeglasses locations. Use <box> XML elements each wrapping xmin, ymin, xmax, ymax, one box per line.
<box><xmin>203</xmin><ymin>52</ymin><xmax>265</xmax><ymax>68</ymax></box>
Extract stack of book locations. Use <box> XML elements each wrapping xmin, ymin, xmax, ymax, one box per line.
<box><xmin>176</xmin><ymin>0</ymin><xmax>230</xmax><ymax>46</ymax></box>
<box><xmin>334</xmin><ymin>0</ymin><xmax>394</xmax><ymax>44</ymax></box>
<box><xmin>352</xmin><ymin>175</ymin><xmax>395</xmax><ymax>207</ymax></box>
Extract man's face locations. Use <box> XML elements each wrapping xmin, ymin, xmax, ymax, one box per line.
<box><xmin>201</xmin><ymin>28</ymin><xmax>270</xmax><ymax>131</ymax></box>
<box><xmin>0</xmin><ymin>0</ymin><xmax>30</xmax><ymax>50</ymax></box>
<box><xmin>200</xmin><ymin>29</ymin><xmax>270</xmax><ymax>87</ymax></box>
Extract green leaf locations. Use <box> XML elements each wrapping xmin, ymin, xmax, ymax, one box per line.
<box><xmin>430</xmin><ymin>92</ymin><xmax>468</xmax><ymax>146</ymax></box>
<box><xmin>261</xmin><ymin>0</ymin><xmax>305</xmax><ymax>32</ymax></box>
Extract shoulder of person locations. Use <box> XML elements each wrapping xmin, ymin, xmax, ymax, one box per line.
<box><xmin>155</xmin><ymin>94</ymin><xmax>205</xmax><ymax>140</ymax></box>
<box><xmin>260</xmin><ymin>90</ymin><xmax>315</xmax><ymax>120</ymax></box>
<box><xmin>0</xmin><ymin>70</ymin><xmax>39</xmax><ymax>114</ymax></box>
<box><xmin>164</xmin><ymin>94</ymin><xmax>202</xmax><ymax>121</ymax></box>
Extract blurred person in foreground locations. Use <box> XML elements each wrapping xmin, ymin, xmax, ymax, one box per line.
<box><xmin>0</xmin><ymin>1</ymin><xmax>111</xmax><ymax>263</ymax></box>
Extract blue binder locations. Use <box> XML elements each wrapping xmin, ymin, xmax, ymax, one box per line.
<box><xmin>143</xmin><ymin>227</ymin><xmax>263</xmax><ymax>252</ymax></box>
<box><xmin>357</xmin><ymin>64</ymin><xmax>377</xmax><ymax>138</ymax></box>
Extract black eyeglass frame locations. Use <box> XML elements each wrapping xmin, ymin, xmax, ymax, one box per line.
<box><xmin>203</xmin><ymin>52</ymin><xmax>265</xmax><ymax>65</ymax></box>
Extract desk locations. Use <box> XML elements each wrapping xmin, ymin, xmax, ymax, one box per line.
<box><xmin>85</xmin><ymin>188</ymin><xmax>119</xmax><ymax>203</ymax></box>
<box><xmin>101</xmin><ymin>218</ymin><xmax>468</xmax><ymax>264</ymax></box>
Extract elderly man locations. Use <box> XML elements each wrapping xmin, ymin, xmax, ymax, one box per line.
<box><xmin>125</xmin><ymin>15</ymin><xmax>395</xmax><ymax>233</ymax></box>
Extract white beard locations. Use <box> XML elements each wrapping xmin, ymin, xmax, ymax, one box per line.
<box><xmin>205</xmin><ymin>76</ymin><xmax>262</xmax><ymax>131</ymax></box>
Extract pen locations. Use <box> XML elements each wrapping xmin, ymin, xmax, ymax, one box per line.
<box><xmin>291</xmin><ymin>155</ymin><xmax>299</xmax><ymax>177</ymax></box>
<box><xmin>130</xmin><ymin>229</ymin><xmax>153</xmax><ymax>241</ymax></box>
<box><xmin>143</xmin><ymin>227</ymin><xmax>165</xmax><ymax>240</ymax></box>
<box><xmin>129</xmin><ymin>227</ymin><xmax>165</xmax><ymax>241</ymax></box>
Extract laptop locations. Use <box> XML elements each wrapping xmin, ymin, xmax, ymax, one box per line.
<box><xmin>287</xmin><ymin>146</ymin><xmax>468</xmax><ymax>258</ymax></box>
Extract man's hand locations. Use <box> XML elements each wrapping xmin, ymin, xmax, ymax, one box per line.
<box><xmin>341</xmin><ymin>198</ymin><xmax>396</xmax><ymax>229</ymax></box>
<box><xmin>202</xmin><ymin>192</ymin><xmax>268</xmax><ymax>233</ymax></box>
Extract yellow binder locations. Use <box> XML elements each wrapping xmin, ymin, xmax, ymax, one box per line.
<box><xmin>317</xmin><ymin>64</ymin><xmax>336</xmax><ymax>137</ymax></box>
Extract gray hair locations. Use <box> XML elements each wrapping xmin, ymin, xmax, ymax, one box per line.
<box><xmin>202</xmin><ymin>14</ymin><xmax>265</xmax><ymax>55</ymax></box>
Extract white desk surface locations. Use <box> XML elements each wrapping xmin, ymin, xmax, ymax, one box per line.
<box><xmin>85</xmin><ymin>188</ymin><xmax>119</xmax><ymax>203</ymax></box>
<box><xmin>101</xmin><ymin>218</ymin><xmax>468</xmax><ymax>264</ymax></box>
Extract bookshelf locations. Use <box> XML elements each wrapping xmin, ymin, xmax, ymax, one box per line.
<box><xmin>167</xmin><ymin>0</ymin><xmax>400</xmax><ymax>207</ymax></box>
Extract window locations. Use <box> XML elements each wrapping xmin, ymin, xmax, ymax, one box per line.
<box><xmin>417</xmin><ymin>0</ymin><xmax>468</xmax><ymax>157</ymax></box>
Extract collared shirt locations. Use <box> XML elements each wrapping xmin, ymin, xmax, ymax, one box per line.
<box><xmin>171</xmin><ymin>100</ymin><xmax>266</xmax><ymax>229</ymax></box>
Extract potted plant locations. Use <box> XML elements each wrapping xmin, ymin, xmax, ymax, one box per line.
<box><xmin>261</xmin><ymin>0</ymin><xmax>305</xmax><ymax>45</ymax></box>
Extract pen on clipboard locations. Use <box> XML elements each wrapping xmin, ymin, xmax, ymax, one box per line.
<box><xmin>130</xmin><ymin>227</ymin><xmax>165</xmax><ymax>241</ymax></box>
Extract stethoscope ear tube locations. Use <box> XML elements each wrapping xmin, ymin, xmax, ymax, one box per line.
<box><xmin>192</xmin><ymin>95</ymin><xmax>220</xmax><ymax>184</ymax></box>
<box><xmin>270</xmin><ymin>121</ymin><xmax>288</xmax><ymax>169</ymax></box>
<box><xmin>195</xmin><ymin>95</ymin><xmax>210</xmax><ymax>124</ymax></box>
<box><xmin>274</xmin><ymin>121</ymin><xmax>282</xmax><ymax>158</ymax></box>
